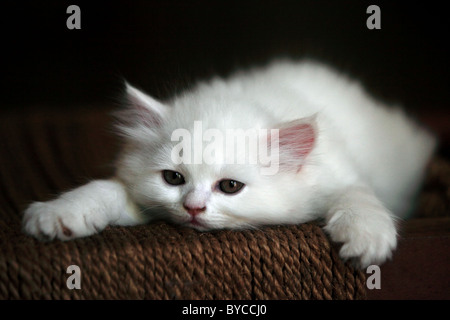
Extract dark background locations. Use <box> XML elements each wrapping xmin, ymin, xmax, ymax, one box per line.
<box><xmin>1</xmin><ymin>0</ymin><xmax>449</xmax><ymax>120</ymax></box>
<box><xmin>0</xmin><ymin>2</ymin><xmax>448</xmax><ymax>301</ymax></box>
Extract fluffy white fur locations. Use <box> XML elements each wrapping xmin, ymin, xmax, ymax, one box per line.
<box><xmin>23</xmin><ymin>60</ymin><xmax>436</xmax><ymax>267</ymax></box>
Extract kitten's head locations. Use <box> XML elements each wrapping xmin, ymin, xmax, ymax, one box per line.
<box><xmin>115</xmin><ymin>83</ymin><xmax>317</xmax><ymax>230</ymax></box>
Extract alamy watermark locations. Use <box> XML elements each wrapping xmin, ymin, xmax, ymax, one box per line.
<box><xmin>366</xmin><ymin>5</ymin><xmax>381</xmax><ymax>30</ymax></box>
<box><xmin>66</xmin><ymin>265</ymin><xmax>81</xmax><ymax>289</ymax></box>
<box><xmin>366</xmin><ymin>264</ymin><xmax>381</xmax><ymax>290</ymax></box>
<box><xmin>170</xmin><ymin>121</ymin><xmax>280</xmax><ymax>175</ymax></box>
<box><xmin>66</xmin><ymin>5</ymin><xmax>81</xmax><ymax>30</ymax></box>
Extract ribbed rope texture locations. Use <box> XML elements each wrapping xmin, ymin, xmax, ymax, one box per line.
<box><xmin>0</xmin><ymin>222</ymin><xmax>367</xmax><ymax>299</ymax></box>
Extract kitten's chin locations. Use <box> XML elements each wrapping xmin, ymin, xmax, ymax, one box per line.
<box><xmin>188</xmin><ymin>224</ymin><xmax>212</xmax><ymax>232</ymax></box>
<box><xmin>187</xmin><ymin>218</ymin><xmax>211</xmax><ymax>231</ymax></box>
<box><xmin>183</xmin><ymin>217</ymin><xmax>254</xmax><ymax>232</ymax></box>
<box><xmin>177</xmin><ymin>216</ymin><xmax>215</xmax><ymax>231</ymax></box>
<box><xmin>173</xmin><ymin>213</ymin><xmax>253</xmax><ymax>231</ymax></box>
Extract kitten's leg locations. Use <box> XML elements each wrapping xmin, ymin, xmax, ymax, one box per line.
<box><xmin>323</xmin><ymin>185</ymin><xmax>398</xmax><ymax>268</ymax></box>
<box><xmin>23</xmin><ymin>179</ymin><xmax>146</xmax><ymax>240</ymax></box>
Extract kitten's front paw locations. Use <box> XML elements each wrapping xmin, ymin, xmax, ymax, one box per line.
<box><xmin>23</xmin><ymin>200</ymin><xmax>108</xmax><ymax>241</ymax></box>
<box><xmin>324</xmin><ymin>208</ymin><xmax>397</xmax><ymax>268</ymax></box>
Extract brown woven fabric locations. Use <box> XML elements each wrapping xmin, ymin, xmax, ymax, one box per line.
<box><xmin>0</xmin><ymin>108</ymin><xmax>446</xmax><ymax>299</ymax></box>
<box><xmin>0</xmin><ymin>222</ymin><xmax>366</xmax><ymax>299</ymax></box>
<box><xmin>416</xmin><ymin>156</ymin><xmax>450</xmax><ymax>218</ymax></box>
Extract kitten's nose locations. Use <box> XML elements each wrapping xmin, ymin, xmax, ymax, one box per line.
<box><xmin>183</xmin><ymin>204</ymin><xmax>206</xmax><ymax>217</ymax></box>
<box><xmin>183</xmin><ymin>188</ymin><xmax>210</xmax><ymax>217</ymax></box>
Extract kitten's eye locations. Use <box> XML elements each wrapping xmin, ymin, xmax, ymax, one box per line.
<box><xmin>163</xmin><ymin>170</ymin><xmax>185</xmax><ymax>186</ymax></box>
<box><xmin>218</xmin><ymin>179</ymin><xmax>245</xmax><ymax>194</ymax></box>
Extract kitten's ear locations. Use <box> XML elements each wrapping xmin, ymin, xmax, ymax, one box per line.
<box><xmin>271</xmin><ymin>117</ymin><xmax>316</xmax><ymax>172</ymax></box>
<box><xmin>115</xmin><ymin>82</ymin><xmax>170</xmax><ymax>141</ymax></box>
<box><xmin>122</xmin><ymin>82</ymin><xmax>168</xmax><ymax>127</ymax></box>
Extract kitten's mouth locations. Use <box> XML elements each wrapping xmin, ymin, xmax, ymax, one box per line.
<box><xmin>189</xmin><ymin>217</ymin><xmax>204</xmax><ymax>227</ymax></box>
<box><xmin>186</xmin><ymin>217</ymin><xmax>210</xmax><ymax>230</ymax></box>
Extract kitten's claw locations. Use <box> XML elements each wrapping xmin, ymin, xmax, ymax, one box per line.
<box><xmin>23</xmin><ymin>200</ymin><xmax>108</xmax><ymax>241</ymax></box>
<box><xmin>324</xmin><ymin>208</ymin><xmax>397</xmax><ymax>269</ymax></box>
<box><xmin>23</xmin><ymin>180</ymin><xmax>141</xmax><ymax>241</ymax></box>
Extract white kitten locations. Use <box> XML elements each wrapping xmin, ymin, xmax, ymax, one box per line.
<box><xmin>23</xmin><ymin>60</ymin><xmax>436</xmax><ymax>268</ymax></box>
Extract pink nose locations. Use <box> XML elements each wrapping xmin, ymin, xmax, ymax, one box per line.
<box><xmin>183</xmin><ymin>204</ymin><xmax>206</xmax><ymax>217</ymax></box>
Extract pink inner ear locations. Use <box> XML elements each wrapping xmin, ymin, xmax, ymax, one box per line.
<box><xmin>279</xmin><ymin>123</ymin><xmax>315</xmax><ymax>158</ymax></box>
<box><xmin>127</xmin><ymin>95</ymin><xmax>162</xmax><ymax>127</ymax></box>
<box><xmin>266</xmin><ymin>121</ymin><xmax>315</xmax><ymax>172</ymax></box>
